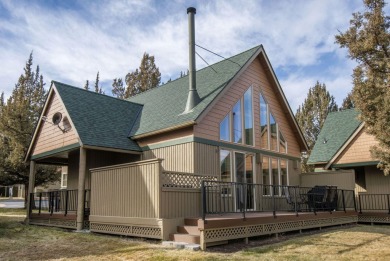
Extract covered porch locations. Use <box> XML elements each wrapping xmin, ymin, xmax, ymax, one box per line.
<box><xmin>27</xmin><ymin>145</ymin><xmax>141</xmax><ymax>230</ymax></box>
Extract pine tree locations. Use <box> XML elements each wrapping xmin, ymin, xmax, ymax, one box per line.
<box><xmin>296</xmin><ymin>81</ymin><xmax>339</xmax><ymax>172</ymax></box>
<box><xmin>124</xmin><ymin>53</ymin><xmax>161</xmax><ymax>98</ymax></box>
<box><xmin>84</xmin><ymin>80</ymin><xmax>89</xmax><ymax>90</ymax></box>
<box><xmin>111</xmin><ymin>78</ymin><xmax>125</xmax><ymax>99</ymax></box>
<box><xmin>336</xmin><ymin>0</ymin><xmax>390</xmax><ymax>175</ymax></box>
<box><xmin>341</xmin><ymin>91</ymin><xmax>355</xmax><ymax>110</ymax></box>
<box><xmin>94</xmin><ymin>71</ymin><xmax>104</xmax><ymax>94</ymax></box>
<box><xmin>0</xmin><ymin>53</ymin><xmax>60</xmax><ymax>204</ymax></box>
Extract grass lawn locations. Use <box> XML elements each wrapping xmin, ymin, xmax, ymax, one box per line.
<box><xmin>1</xmin><ymin>209</ymin><xmax>390</xmax><ymax>261</ymax></box>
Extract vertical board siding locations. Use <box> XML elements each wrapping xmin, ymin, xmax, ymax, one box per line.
<box><xmin>161</xmin><ymin>189</ymin><xmax>201</xmax><ymax>218</ymax></box>
<box><xmin>300</xmin><ymin>170</ymin><xmax>355</xmax><ymax>190</ymax></box>
<box><xmin>66</xmin><ymin>150</ymin><xmax>140</xmax><ymax>190</ymax></box>
<box><xmin>194</xmin><ymin>56</ymin><xmax>301</xmax><ymax>158</ymax></box>
<box><xmin>364</xmin><ymin>166</ymin><xmax>390</xmax><ymax>194</ymax></box>
<box><xmin>194</xmin><ymin>143</ymin><xmax>219</xmax><ymax>176</ymax></box>
<box><xmin>335</xmin><ymin>128</ymin><xmax>379</xmax><ymax>164</ymax></box>
<box><xmin>32</xmin><ymin>92</ymin><xmax>79</xmax><ymax>156</ymax></box>
<box><xmin>90</xmin><ymin>159</ymin><xmax>162</xmax><ymax>218</ymax></box>
<box><xmin>143</xmin><ymin>142</ymin><xmax>195</xmax><ymax>173</ymax></box>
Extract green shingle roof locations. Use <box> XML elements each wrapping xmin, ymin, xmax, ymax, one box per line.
<box><xmin>127</xmin><ymin>45</ymin><xmax>261</xmax><ymax>137</ymax></box>
<box><xmin>308</xmin><ymin>109</ymin><xmax>362</xmax><ymax>164</ymax></box>
<box><xmin>54</xmin><ymin>81</ymin><xmax>143</xmax><ymax>151</ymax></box>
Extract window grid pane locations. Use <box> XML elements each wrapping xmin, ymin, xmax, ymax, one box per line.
<box><xmin>220</xmin><ymin>115</ymin><xmax>230</xmax><ymax>141</ymax></box>
<box><xmin>232</xmin><ymin>100</ymin><xmax>242</xmax><ymax>143</ymax></box>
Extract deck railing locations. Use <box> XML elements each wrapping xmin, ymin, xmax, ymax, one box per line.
<box><xmin>201</xmin><ymin>181</ymin><xmax>356</xmax><ymax>220</ymax></box>
<box><xmin>29</xmin><ymin>189</ymin><xmax>91</xmax><ymax>216</ymax></box>
<box><xmin>358</xmin><ymin>194</ymin><xmax>390</xmax><ymax>214</ymax></box>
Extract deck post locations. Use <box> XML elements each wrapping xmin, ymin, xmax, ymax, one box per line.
<box><xmin>341</xmin><ymin>190</ymin><xmax>346</xmax><ymax>213</ymax></box>
<box><xmin>201</xmin><ymin>180</ymin><xmax>206</xmax><ymax>221</ymax></box>
<box><xmin>65</xmin><ymin>190</ymin><xmax>69</xmax><ymax>216</ymax></box>
<box><xmin>353</xmin><ymin>190</ymin><xmax>357</xmax><ymax>212</ymax></box>
<box><xmin>387</xmin><ymin>194</ymin><xmax>390</xmax><ymax>214</ymax></box>
<box><xmin>359</xmin><ymin>194</ymin><xmax>362</xmax><ymax>214</ymax></box>
<box><xmin>76</xmin><ymin>147</ymin><xmax>87</xmax><ymax>231</ymax></box>
<box><xmin>26</xmin><ymin>160</ymin><xmax>36</xmax><ymax>224</ymax></box>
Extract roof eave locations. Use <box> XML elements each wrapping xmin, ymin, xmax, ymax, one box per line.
<box><xmin>131</xmin><ymin>120</ymin><xmax>196</xmax><ymax>140</ymax></box>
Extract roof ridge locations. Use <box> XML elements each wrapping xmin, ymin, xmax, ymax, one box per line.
<box><xmin>127</xmin><ymin>45</ymin><xmax>262</xmax><ymax>101</ymax></box>
<box><xmin>52</xmin><ymin>81</ymin><xmax>144</xmax><ymax>107</ymax></box>
<box><xmin>329</xmin><ymin>108</ymin><xmax>358</xmax><ymax>115</ymax></box>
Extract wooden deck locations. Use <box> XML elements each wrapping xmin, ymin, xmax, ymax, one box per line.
<box><xmin>169</xmin><ymin>210</ymin><xmax>358</xmax><ymax>249</ymax></box>
<box><xmin>29</xmin><ymin>212</ymin><xmax>89</xmax><ymax>229</ymax></box>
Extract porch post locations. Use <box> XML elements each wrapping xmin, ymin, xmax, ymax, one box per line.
<box><xmin>76</xmin><ymin>147</ymin><xmax>87</xmax><ymax>231</ymax></box>
<box><xmin>26</xmin><ymin>160</ymin><xmax>36</xmax><ymax>223</ymax></box>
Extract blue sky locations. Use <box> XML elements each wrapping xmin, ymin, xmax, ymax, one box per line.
<box><xmin>0</xmin><ymin>0</ymin><xmax>386</xmax><ymax>111</ymax></box>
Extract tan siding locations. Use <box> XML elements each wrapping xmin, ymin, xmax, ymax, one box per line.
<box><xmin>161</xmin><ymin>189</ymin><xmax>201</xmax><ymax>218</ymax></box>
<box><xmin>90</xmin><ymin>159</ymin><xmax>162</xmax><ymax>218</ymax></box>
<box><xmin>335</xmin><ymin>128</ymin><xmax>379</xmax><ymax>164</ymax></box>
<box><xmin>364</xmin><ymin>166</ymin><xmax>390</xmax><ymax>194</ymax></box>
<box><xmin>143</xmin><ymin>142</ymin><xmax>195</xmax><ymax>173</ymax></box>
<box><xmin>194</xmin><ymin>56</ymin><xmax>301</xmax><ymax>158</ymax></box>
<box><xmin>67</xmin><ymin>149</ymin><xmax>140</xmax><ymax>190</ymax></box>
<box><xmin>194</xmin><ymin>143</ymin><xmax>219</xmax><ymax>176</ymax></box>
<box><xmin>32</xmin><ymin>92</ymin><xmax>79</xmax><ymax>156</ymax></box>
<box><xmin>300</xmin><ymin>170</ymin><xmax>355</xmax><ymax>190</ymax></box>
<box><xmin>137</xmin><ymin>127</ymin><xmax>193</xmax><ymax>147</ymax></box>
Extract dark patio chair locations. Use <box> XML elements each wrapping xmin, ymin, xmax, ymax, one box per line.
<box><xmin>307</xmin><ymin>186</ymin><xmax>328</xmax><ymax>211</ymax></box>
<box><xmin>284</xmin><ymin>186</ymin><xmax>306</xmax><ymax>211</ymax></box>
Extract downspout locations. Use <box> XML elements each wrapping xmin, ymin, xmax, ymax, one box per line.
<box><xmin>184</xmin><ymin>7</ymin><xmax>201</xmax><ymax>113</ymax></box>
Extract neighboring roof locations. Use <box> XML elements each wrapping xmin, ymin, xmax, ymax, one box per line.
<box><xmin>127</xmin><ymin>46</ymin><xmax>261</xmax><ymax>137</ymax></box>
<box><xmin>54</xmin><ymin>81</ymin><xmax>143</xmax><ymax>151</ymax></box>
<box><xmin>308</xmin><ymin>109</ymin><xmax>362</xmax><ymax>164</ymax></box>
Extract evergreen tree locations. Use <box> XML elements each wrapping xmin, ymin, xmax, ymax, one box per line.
<box><xmin>111</xmin><ymin>78</ymin><xmax>125</xmax><ymax>99</ymax></box>
<box><xmin>0</xmin><ymin>53</ymin><xmax>60</xmax><ymax>203</ymax></box>
<box><xmin>341</xmin><ymin>91</ymin><xmax>355</xmax><ymax>110</ymax></box>
<box><xmin>124</xmin><ymin>53</ymin><xmax>161</xmax><ymax>98</ymax></box>
<box><xmin>296</xmin><ymin>81</ymin><xmax>339</xmax><ymax>172</ymax></box>
<box><xmin>336</xmin><ymin>0</ymin><xmax>390</xmax><ymax>175</ymax></box>
<box><xmin>94</xmin><ymin>71</ymin><xmax>104</xmax><ymax>94</ymax></box>
<box><xmin>84</xmin><ymin>80</ymin><xmax>90</xmax><ymax>90</ymax></box>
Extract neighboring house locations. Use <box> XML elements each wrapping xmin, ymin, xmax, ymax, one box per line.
<box><xmin>308</xmin><ymin>108</ymin><xmax>389</xmax><ymax>194</ymax></box>
<box><xmin>23</xmin><ymin>8</ymin><xmax>361</xmax><ymax>250</ymax></box>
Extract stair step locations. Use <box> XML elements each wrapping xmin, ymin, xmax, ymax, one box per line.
<box><xmin>170</xmin><ymin>234</ymin><xmax>200</xmax><ymax>244</ymax></box>
<box><xmin>177</xmin><ymin>225</ymin><xmax>200</xmax><ymax>235</ymax></box>
<box><xmin>184</xmin><ymin>218</ymin><xmax>199</xmax><ymax>226</ymax></box>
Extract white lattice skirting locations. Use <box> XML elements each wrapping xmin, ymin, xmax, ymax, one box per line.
<box><xmin>203</xmin><ymin>216</ymin><xmax>358</xmax><ymax>243</ymax></box>
<box><xmin>358</xmin><ymin>215</ymin><xmax>390</xmax><ymax>223</ymax></box>
<box><xmin>29</xmin><ymin>218</ymin><xmax>86</xmax><ymax>229</ymax></box>
<box><xmin>90</xmin><ymin>222</ymin><xmax>162</xmax><ymax>239</ymax></box>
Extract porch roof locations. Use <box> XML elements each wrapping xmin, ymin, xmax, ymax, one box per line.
<box><xmin>54</xmin><ymin>82</ymin><xmax>143</xmax><ymax>152</ymax></box>
<box><xmin>308</xmin><ymin>108</ymin><xmax>362</xmax><ymax>164</ymax></box>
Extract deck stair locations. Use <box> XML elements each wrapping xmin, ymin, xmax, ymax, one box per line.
<box><xmin>169</xmin><ymin>218</ymin><xmax>200</xmax><ymax>244</ymax></box>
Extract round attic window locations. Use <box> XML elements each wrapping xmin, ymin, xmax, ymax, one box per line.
<box><xmin>52</xmin><ymin>112</ymin><xmax>62</xmax><ymax>125</ymax></box>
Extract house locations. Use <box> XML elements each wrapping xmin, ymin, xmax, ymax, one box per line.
<box><xmin>24</xmin><ymin>8</ymin><xmax>359</xmax><ymax>249</ymax></box>
<box><xmin>308</xmin><ymin>108</ymin><xmax>390</xmax><ymax>223</ymax></box>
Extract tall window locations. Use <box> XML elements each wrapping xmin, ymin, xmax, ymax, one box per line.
<box><xmin>262</xmin><ymin>157</ymin><xmax>289</xmax><ymax>196</ymax></box>
<box><xmin>244</xmin><ymin>87</ymin><xmax>253</xmax><ymax>145</ymax></box>
<box><xmin>271</xmin><ymin>158</ymin><xmax>278</xmax><ymax>195</ymax></box>
<box><xmin>232</xmin><ymin>100</ymin><xmax>242</xmax><ymax>143</ymax></box>
<box><xmin>262</xmin><ymin>156</ymin><xmax>270</xmax><ymax>195</ymax></box>
<box><xmin>219</xmin><ymin>86</ymin><xmax>254</xmax><ymax>146</ymax></box>
<box><xmin>259</xmin><ymin>90</ymin><xmax>287</xmax><ymax>153</ymax></box>
<box><xmin>270</xmin><ymin>113</ymin><xmax>277</xmax><ymax>151</ymax></box>
<box><xmin>220</xmin><ymin>115</ymin><xmax>230</xmax><ymax>141</ymax></box>
<box><xmin>260</xmin><ymin>93</ymin><xmax>268</xmax><ymax>149</ymax></box>
<box><xmin>220</xmin><ymin>150</ymin><xmax>231</xmax><ymax>182</ymax></box>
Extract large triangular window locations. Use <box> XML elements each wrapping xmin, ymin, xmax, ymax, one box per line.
<box><xmin>219</xmin><ymin>86</ymin><xmax>254</xmax><ymax>146</ymax></box>
<box><xmin>259</xmin><ymin>91</ymin><xmax>287</xmax><ymax>153</ymax></box>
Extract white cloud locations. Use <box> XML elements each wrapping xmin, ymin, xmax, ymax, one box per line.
<box><xmin>0</xmin><ymin>0</ymin><xmax>364</xmax><ymax>110</ymax></box>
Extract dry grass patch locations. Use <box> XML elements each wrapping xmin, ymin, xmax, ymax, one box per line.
<box><xmin>1</xmin><ymin>212</ymin><xmax>390</xmax><ymax>261</ymax></box>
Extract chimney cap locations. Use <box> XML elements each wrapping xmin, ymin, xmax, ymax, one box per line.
<box><xmin>187</xmin><ymin>7</ymin><xmax>196</xmax><ymax>14</ymax></box>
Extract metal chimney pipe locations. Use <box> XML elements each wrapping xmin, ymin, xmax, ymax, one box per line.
<box><xmin>184</xmin><ymin>7</ymin><xmax>201</xmax><ymax>113</ymax></box>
